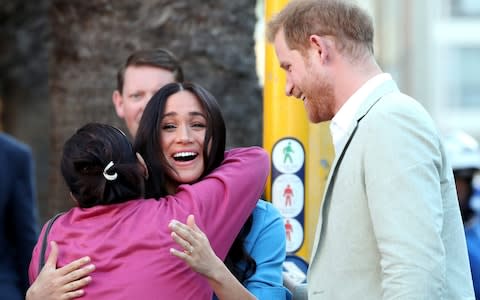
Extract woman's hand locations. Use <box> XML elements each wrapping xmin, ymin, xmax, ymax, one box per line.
<box><xmin>169</xmin><ymin>215</ymin><xmax>256</xmax><ymax>300</ymax></box>
<box><xmin>169</xmin><ymin>215</ymin><xmax>224</xmax><ymax>278</ymax></box>
<box><xmin>26</xmin><ymin>241</ymin><xmax>95</xmax><ymax>300</ymax></box>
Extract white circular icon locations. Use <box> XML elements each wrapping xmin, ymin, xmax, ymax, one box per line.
<box><xmin>272</xmin><ymin>174</ymin><xmax>304</xmax><ymax>218</ymax></box>
<box><xmin>272</xmin><ymin>138</ymin><xmax>305</xmax><ymax>174</ymax></box>
<box><xmin>284</xmin><ymin>217</ymin><xmax>304</xmax><ymax>253</ymax></box>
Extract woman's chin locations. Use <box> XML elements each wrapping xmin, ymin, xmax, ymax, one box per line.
<box><xmin>173</xmin><ymin>172</ymin><xmax>202</xmax><ymax>185</ymax></box>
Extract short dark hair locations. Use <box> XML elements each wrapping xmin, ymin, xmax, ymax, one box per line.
<box><xmin>61</xmin><ymin>123</ymin><xmax>145</xmax><ymax>208</ymax></box>
<box><xmin>133</xmin><ymin>82</ymin><xmax>226</xmax><ymax>199</ymax></box>
<box><xmin>116</xmin><ymin>49</ymin><xmax>184</xmax><ymax>93</ymax></box>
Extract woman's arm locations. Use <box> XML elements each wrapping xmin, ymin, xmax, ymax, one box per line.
<box><xmin>242</xmin><ymin>202</ymin><xmax>290</xmax><ymax>299</ymax></box>
<box><xmin>26</xmin><ymin>241</ymin><xmax>95</xmax><ymax>300</ymax></box>
<box><xmin>174</xmin><ymin>147</ymin><xmax>269</xmax><ymax>260</ymax></box>
<box><xmin>169</xmin><ymin>215</ymin><xmax>257</xmax><ymax>300</ymax></box>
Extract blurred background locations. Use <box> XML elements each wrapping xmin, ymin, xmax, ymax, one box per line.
<box><xmin>1</xmin><ymin>0</ymin><xmax>479</xmax><ymax>223</ymax></box>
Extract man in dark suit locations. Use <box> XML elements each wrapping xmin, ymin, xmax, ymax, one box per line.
<box><xmin>0</xmin><ymin>132</ymin><xmax>39</xmax><ymax>300</ymax></box>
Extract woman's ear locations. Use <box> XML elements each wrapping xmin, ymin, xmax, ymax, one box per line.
<box><xmin>69</xmin><ymin>192</ymin><xmax>79</xmax><ymax>206</ymax></box>
<box><xmin>136</xmin><ymin>152</ymin><xmax>149</xmax><ymax>179</ymax></box>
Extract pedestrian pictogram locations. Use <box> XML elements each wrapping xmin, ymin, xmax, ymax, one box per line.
<box><xmin>272</xmin><ymin>174</ymin><xmax>304</xmax><ymax>218</ymax></box>
<box><xmin>284</xmin><ymin>218</ymin><xmax>303</xmax><ymax>253</ymax></box>
<box><xmin>285</xmin><ymin>219</ymin><xmax>293</xmax><ymax>241</ymax></box>
<box><xmin>283</xmin><ymin>141</ymin><xmax>294</xmax><ymax>164</ymax></box>
<box><xmin>284</xmin><ymin>184</ymin><xmax>294</xmax><ymax>207</ymax></box>
<box><xmin>272</xmin><ymin>138</ymin><xmax>304</xmax><ymax>174</ymax></box>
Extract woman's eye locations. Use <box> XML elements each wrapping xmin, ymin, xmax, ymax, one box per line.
<box><xmin>162</xmin><ymin>124</ymin><xmax>176</xmax><ymax>130</ymax></box>
<box><xmin>192</xmin><ymin>123</ymin><xmax>206</xmax><ymax>128</ymax></box>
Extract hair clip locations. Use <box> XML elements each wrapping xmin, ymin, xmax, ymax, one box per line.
<box><xmin>103</xmin><ymin>161</ymin><xmax>118</xmax><ymax>181</ymax></box>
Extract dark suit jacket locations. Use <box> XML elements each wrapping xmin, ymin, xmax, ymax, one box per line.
<box><xmin>0</xmin><ymin>133</ymin><xmax>38</xmax><ymax>300</ymax></box>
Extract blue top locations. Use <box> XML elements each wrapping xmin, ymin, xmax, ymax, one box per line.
<box><xmin>466</xmin><ymin>217</ymin><xmax>480</xmax><ymax>300</ymax></box>
<box><xmin>214</xmin><ymin>200</ymin><xmax>291</xmax><ymax>299</ymax></box>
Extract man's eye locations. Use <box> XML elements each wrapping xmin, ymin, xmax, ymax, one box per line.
<box><xmin>130</xmin><ymin>93</ymin><xmax>143</xmax><ymax>100</ymax></box>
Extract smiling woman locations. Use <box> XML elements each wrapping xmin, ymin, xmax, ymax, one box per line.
<box><xmin>134</xmin><ymin>82</ymin><xmax>226</xmax><ymax>199</ymax></box>
<box><xmin>160</xmin><ymin>89</ymin><xmax>209</xmax><ymax>189</ymax></box>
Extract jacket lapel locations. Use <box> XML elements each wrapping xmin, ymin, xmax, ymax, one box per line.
<box><xmin>309</xmin><ymin>79</ymin><xmax>399</xmax><ymax>266</ymax></box>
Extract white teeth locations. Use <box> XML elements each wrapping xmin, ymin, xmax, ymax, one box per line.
<box><xmin>173</xmin><ymin>152</ymin><xmax>197</xmax><ymax>158</ymax></box>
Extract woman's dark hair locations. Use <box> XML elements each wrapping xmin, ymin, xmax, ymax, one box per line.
<box><xmin>134</xmin><ymin>82</ymin><xmax>226</xmax><ymax>199</ymax></box>
<box><xmin>133</xmin><ymin>82</ymin><xmax>256</xmax><ymax>282</ymax></box>
<box><xmin>61</xmin><ymin>123</ymin><xmax>145</xmax><ymax>208</ymax></box>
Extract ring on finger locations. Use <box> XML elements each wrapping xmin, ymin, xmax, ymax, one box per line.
<box><xmin>184</xmin><ymin>243</ymin><xmax>193</xmax><ymax>255</ymax></box>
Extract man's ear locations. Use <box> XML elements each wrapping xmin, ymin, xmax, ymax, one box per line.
<box><xmin>112</xmin><ymin>90</ymin><xmax>125</xmax><ymax>118</ymax></box>
<box><xmin>309</xmin><ymin>34</ymin><xmax>332</xmax><ymax>63</ymax></box>
<box><xmin>136</xmin><ymin>152</ymin><xmax>149</xmax><ymax>179</ymax></box>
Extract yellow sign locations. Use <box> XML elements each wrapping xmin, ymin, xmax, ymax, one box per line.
<box><xmin>263</xmin><ymin>0</ymin><xmax>334</xmax><ymax>263</ymax></box>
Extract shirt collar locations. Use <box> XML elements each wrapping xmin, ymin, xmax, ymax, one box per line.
<box><xmin>330</xmin><ymin>73</ymin><xmax>392</xmax><ymax>155</ymax></box>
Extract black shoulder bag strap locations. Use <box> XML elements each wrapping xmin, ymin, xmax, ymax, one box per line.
<box><xmin>38</xmin><ymin>212</ymin><xmax>64</xmax><ymax>275</ymax></box>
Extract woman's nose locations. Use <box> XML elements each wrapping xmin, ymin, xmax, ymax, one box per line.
<box><xmin>176</xmin><ymin>126</ymin><xmax>192</xmax><ymax>143</ymax></box>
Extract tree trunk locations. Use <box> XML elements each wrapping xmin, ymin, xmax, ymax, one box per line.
<box><xmin>48</xmin><ymin>0</ymin><xmax>261</xmax><ymax>220</ymax></box>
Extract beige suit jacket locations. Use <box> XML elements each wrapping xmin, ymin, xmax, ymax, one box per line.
<box><xmin>305</xmin><ymin>79</ymin><xmax>474</xmax><ymax>299</ymax></box>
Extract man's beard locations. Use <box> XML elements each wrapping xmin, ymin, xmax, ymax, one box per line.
<box><xmin>303</xmin><ymin>75</ymin><xmax>335</xmax><ymax>123</ymax></box>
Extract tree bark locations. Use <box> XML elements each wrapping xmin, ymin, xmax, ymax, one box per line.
<box><xmin>48</xmin><ymin>0</ymin><xmax>261</xmax><ymax>220</ymax></box>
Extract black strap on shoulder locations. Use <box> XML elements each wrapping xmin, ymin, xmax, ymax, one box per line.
<box><xmin>38</xmin><ymin>212</ymin><xmax>64</xmax><ymax>275</ymax></box>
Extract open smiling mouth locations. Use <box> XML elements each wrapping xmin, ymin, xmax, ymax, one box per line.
<box><xmin>173</xmin><ymin>152</ymin><xmax>199</xmax><ymax>162</ymax></box>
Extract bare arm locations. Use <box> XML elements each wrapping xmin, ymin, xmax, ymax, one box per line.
<box><xmin>169</xmin><ymin>215</ymin><xmax>256</xmax><ymax>300</ymax></box>
<box><xmin>26</xmin><ymin>241</ymin><xmax>95</xmax><ymax>300</ymax></box>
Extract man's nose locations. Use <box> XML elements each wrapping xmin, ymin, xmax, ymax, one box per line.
<box><xmin>285</xmin><ymin>79</ymin><xmax>294</xmax><ymax>97</ymax></box>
